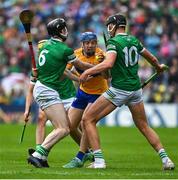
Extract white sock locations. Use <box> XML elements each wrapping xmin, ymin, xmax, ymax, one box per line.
<box><xmin>158</xmin><ymin>148</ymin><xmax>168</xmax><ymax>163</ymax></box>
<box><xmin>93</xmin><ymin>149</ymin><xmax>105</xmax><ymax>164</ymax></box>
<box><xmin>41</xmin><ymin>155</ymin><xmax>47</xmax><ymax>160</ymax></box>
<box><xmin>32</xmin><ymin>151</ymin><xmax>42</xmax><ymax>159</ymax></box>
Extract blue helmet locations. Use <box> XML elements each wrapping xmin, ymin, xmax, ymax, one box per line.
<box><xmin>80</xmin><ymin>32</ymin><xmax>97</xmax><ymax>42</ymax></box>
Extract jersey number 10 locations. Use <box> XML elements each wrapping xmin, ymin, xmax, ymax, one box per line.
<box><xmin>123</xmin><ymin>46</ymin><xmax>139</xmax><ymax>67</ymax></box>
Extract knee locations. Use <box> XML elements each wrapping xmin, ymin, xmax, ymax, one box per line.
<box><xmin>82</xmin><ymin>114</ymin><xmax>95</xmax><ymax>130</ymax></box>
<box><xmin>56</xmin><ymin>127</ymin><xmax>70</xmax><ymax>137</ymax></box>
<box><xmin>62</xmin><ymin>127</ymin><xmax>70</xmax><ymax>137</ymax></box>
<box><xmin>38</xmin><ymin>114</ymin><xmax>46</xmax><ymax>128</ymax></box>
<box><xmin>37</xmin><ymin>119</ymin><xmax>46</xmax><ymax>129</ymax></box>
<box><xmin>38</xmin><ymin>110</ymin><xmax>46</xmax><ymax>121</ymax></box>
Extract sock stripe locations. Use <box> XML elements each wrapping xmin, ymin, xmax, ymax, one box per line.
<box><xmin>159</xmin><ymin>150</ymin><xmax>168</xmax><ymax>160</ymax></box>
<box><xmin>36</xmin><ymin>146</ymin><xmax>49</xmax><ymax>156</ymax></box>
<box><xmin>160</xmin><ymin>152</ymin><xmax>167</xmax><ymax>155</ymax></box>
<box><xmin>95</xmin><ymin>154</ymin><xmax>103</xmax><ymax>156</ymax></box>
<box><xmin>94</xmin><ymin>151</ymin><xmax>103</xmax><ymax>159</ymax></box>
<box><xmin>160</xmin><ymin>154</ymin><xmax>167</xmax><ymax>157</ymax></box>
<box><xmin>37</xmin><ymin>149</ymin><xmax>44</xmax><ymax>156</ymax></box>
<box><xmin>160</xmin><ymin>152</ymin><xmax>168</xmax><ymax>157</ymax></box>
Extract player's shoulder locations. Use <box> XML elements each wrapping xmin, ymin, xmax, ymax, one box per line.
<box><xmin>126</xmin><ymin>34</ymin><xmax>140</xmax><ymax>42</ymax></box>
<box><xmin>38</xmin><ymin>39</ymin><xmax>48</xmax><ymax>45</ymax></box>
<box><xmin>50</xmin><ymin>38</ymin><xmax>68</xmax><ymax>48</ymax></box>
<box><xmin>96</xmin><ymin>47</ymin><xmax>104</xmax><ymax>53</ymax></box>
<box><xmin>107</xmin><ymin>36</ymin><xmax>119</xmax><ymax>46</ymax></box>
<box><xmin>37</xmin><ymin>39</ymin><xmax>48</xmax><ymax>50</ymax></box>
<box><xmin>74</xmin><ymin>47</ymin><xmax>82</xmax><ymax>55</ymax></box>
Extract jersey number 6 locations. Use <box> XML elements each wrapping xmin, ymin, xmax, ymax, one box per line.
<box><xmin>39</xmin><ymin>49</ymin><xmax>49</xmax><ymax>66</ymax></box>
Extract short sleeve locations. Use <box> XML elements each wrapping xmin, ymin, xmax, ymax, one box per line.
<box><xmin>136</xmin><ymin>39</ymin><xmax>145</xmax><ymax>53</ymax></box>
<box><xmin>64</xmin><ymin>47</ymin><xmax>77</xmax><ymax>63</ymax></box>
<box><xmin>106</xmin><ymin>39</ymin><xmax>117</xmax><ymax>53</ymax></box>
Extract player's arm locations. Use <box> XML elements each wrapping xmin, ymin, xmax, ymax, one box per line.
<box><xmin>80</xmin><ymin>52</ymin><xmax>116</xmax><ymax>82</ymax></box>
<box><xmin>70</xmin><ymin>66</ymin><xmax>79</xmax><ymax>76</ymax></box>
<box><xmin>96</xmin><ymin>51</ymin><xmax>111</xmax><ymax>79</ymax></box>
<box><xmin>24</xmin><ymin>82</ymin><xmax>34</xmax><ymax>122</ymax></box>
<box><xmin>65</xmin><ymin>48</ymin><xmax>94</xmax><ymax>72</ymax></box>
<box><xmin>63</xmin><ymin>68</ymin><xmax>79</xmax><ymax>82</ymax></box>
<box><xmin>72</xmin><ymin>58</ymin><xmax>94</xmax><ymax>71</ymax></box>
<box><xmin>140</xmin><ymin>49</ymin><xmax>164</xmax><ymax>73</ymax></box>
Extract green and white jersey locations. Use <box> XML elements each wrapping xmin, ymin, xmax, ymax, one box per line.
<box><xmin>57</xmin><ymin>77</ymin><xmax>76</xmax><ymax>100</ymax></box>
<box><xmin>106</xmin><ymin>33</ymin><xmax>144</xmax><ymax>91</ymax></box>
<box><xmin>30</xmin><ymin>73</ymin><xmax>76</xmax><ymax>100</ymax></box>
<box><xmin>37</xmin><ymin>38</ymin><xmax>76</xmax><ymax>92</ymax></box>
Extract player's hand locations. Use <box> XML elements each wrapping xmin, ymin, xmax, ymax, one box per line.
<box><xmin>79</xmin><ymin>71</ymin><xmax>90</xmax><ymax>83</ymax></box>
<box><xmin>96</xmin><ymin>52</ymin><xmax>105</xmax><ymax>63</ymax></box>
<box><xmin>24</xmin><ymin>110</ymin><xmax>30</xmax><ymax>122</ymax></box>
<box><xmin>155</xmin><ymin>64</ymin><xmax>168</xmax><ymax>74</ymax></box>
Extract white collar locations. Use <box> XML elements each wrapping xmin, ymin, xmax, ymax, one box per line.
<box><xmin>51</xmin><ymin>37</ymin><xmax>62</xmax><ymax>42</ymax></box>
<box><xmin>116</xmin><ymin>33</ymin><xmax>127</xmax><ymax>36</ymax></box>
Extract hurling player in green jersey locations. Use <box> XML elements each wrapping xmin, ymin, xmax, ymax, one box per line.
<box><xmin>80</xmin><ymin>14</ymin><xmax>175</xmax><ymax>170</ymax></box>
<box><xmin>24</xmin><ymin>41</ymin><xmax>80</xmax><ymax>165</ymax></box>
<box><xmin>27</xmin><ymin>18</ymin><xmax>93</xmax><ymax>168</ymax></box>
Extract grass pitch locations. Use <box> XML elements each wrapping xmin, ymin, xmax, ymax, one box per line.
<box><xmin>0</xmin><ymin>124</ymin><xmax>177</xmax><ymax>179</ymax></box>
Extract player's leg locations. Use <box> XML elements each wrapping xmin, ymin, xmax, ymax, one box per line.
<box><xmin>28</xmin><ymin>81</ymin><xmax>70</xmax><ymax>168</ymax></box>
<box><xmin>62</xmin><ymin>107</ymin><xmax>85</xmax><ymax>168</ymax></box>
<box><xmin>41</xmin><ymin>103</ymin><xmax>70</xmax><ymax>149</ymax></box>
<box><xmin>28</xmin><ymin>109</ymin><xmax>47</xmax><ymax>155</ymax></box>
<box><xmin>68</xmin><ymin>107</ymin><xmax>83</xmax><ymax>145</ymax></box>
<box><xmin>67</xmin><ymin>89</ymin><xmax>88</xmax><ymax>144</ymax></box>
<box><xmin>63</xmin><ymin>97</ymin><xmax>83</xmax><ymax>145</ymax></box>
<box><xmin>78</xmin><ymin>103</ymin><xmax>95</xmax><ymax>163</ymax></box>
<box><xmin>28</xmin><ymin>103</ymin><xmax>70</xmax><ymax>167</ymax></box>
<box><xmin>36</xmin><ymin>109</ymin><xmax>47</xmax><ymax>145</ymax></box>
<box><xmin>63</xmin><ymin>91</ymin><xmax>95</xmax><ymax>168</ymax></box>
<box><xmin>129</xmin><ymin>101</ymin><xmax>175</xmax><ymax>170</ymax></box>
<box><xmin>63</xmin><ymin>103</ymin><xmax>96</xmax><ymax>168</ymax></box>
<box><xmin>82</xmin><ymin>95</ymin><xmax>116</xmax><ymax>168</ymax></box>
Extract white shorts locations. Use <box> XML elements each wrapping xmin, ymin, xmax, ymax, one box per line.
<box><xmin>103</xmin><ymin>86</ymin><xmax>143</xmax><ymax>107</ymax></box>
<box><xmin>62</xmin><ymin>97</ymin><xmax>75</xmax><ymax>111</ymax></box>
<box><xmin>33</xmin><ymin>81</ymin><xmax>62</xmax><ymax>110</ymax></box>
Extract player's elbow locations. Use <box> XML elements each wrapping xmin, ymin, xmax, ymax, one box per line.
<box><xmin>105</xmin><ymin>63</ymin><xmax>113</xmax><ymax>69</ymax></box>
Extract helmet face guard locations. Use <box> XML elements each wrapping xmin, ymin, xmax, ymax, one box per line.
<box><xmin>47</xmin><ymin>18</ymin><xmax>68</xmax><ymax>41</ymax></box>
<box><xmin>106</xmin><ymin>14</ymin><xmax>126</xmax><ymax>36</ymax></box>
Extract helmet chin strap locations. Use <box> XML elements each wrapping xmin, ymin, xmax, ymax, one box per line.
<box><xmin>58</xmin><ymin>27</ymin><xmax>68</xmax><ymax>41</ymax></box>
<box><xmin>107</xmin><ymin>24</ymin><xmax>117</xmax><ymax>37</ymax></box>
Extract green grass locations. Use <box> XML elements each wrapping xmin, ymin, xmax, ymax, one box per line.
<box><xmin>0</xmin><ymin>124</ymin><xmax>177</xmax><ymax>179</ymax></box>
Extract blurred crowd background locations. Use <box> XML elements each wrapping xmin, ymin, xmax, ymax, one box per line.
<box><xmin>0</xmin><ymin>0</ymin><xmax>178</xmax><ymax>122</ymax></box>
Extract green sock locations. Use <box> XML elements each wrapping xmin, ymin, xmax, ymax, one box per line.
<box><xmin>36</xmin><ymin>144</ymin><xmax>41</xmax><ymax>150</ymax></box>
<box><xmin>36</xmin><ymin>145</ymin><xmax>49</xmax><ymax>157</ymax></box>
